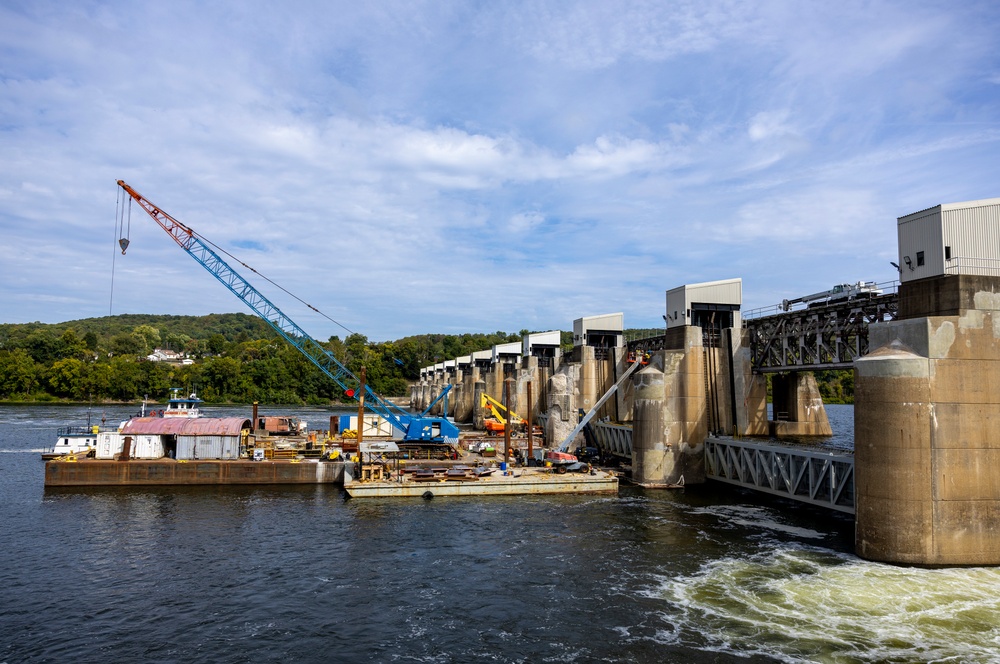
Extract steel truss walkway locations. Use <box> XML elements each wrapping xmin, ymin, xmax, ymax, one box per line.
<box><xmin>705</xmin><ymin>437</ymin><xmax>855</xmax><ymax>514</ymax></box>
<box><xmin>744</xmin><ymin>292</ymin><xmax>898</xmax><ymax>373</ymax></box>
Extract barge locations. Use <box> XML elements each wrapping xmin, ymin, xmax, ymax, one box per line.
<box><xmin>44</xmin><ymin>457</ymin><xmax>346</xmax><ymax>486</ymax></box>
<box><xmin>344</xmin><ymin>467</ymin><xmax>618</xmax><ymax>498</ymax></box>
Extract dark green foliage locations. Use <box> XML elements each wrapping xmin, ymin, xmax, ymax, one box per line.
<box><xmin>0</xmin><ymin>314</ymin><xmax>526</xmax><ymax>404</ymax></box>
<box><xmin>813</xmin><ymin>369</ymin><xmax>856</xmax><ymax>404</ymax></box>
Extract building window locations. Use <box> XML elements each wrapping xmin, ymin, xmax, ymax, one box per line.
<box><xmin>916</xmin><ymin>251</ymin><xmax>925</xmax><ymax>267</ymax></box>
<box><xmin>945</xmin><ymin>246</ymin><xmax>952</xmax><ymax>261</ymax></box>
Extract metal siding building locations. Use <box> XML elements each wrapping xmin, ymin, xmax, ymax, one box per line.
<box><xmin>471</xmin><ymin>349</ymin><xmax>493</xmax><ymax>368</ymax></box>
<box><xmin>492</xmin><ymin>341</ymin><xmax>522</xmax><ymax>364</ymax></box>
<box><xmin>666</xmin><ymin>278</ymin><xmax>742</xmax><ymax>330</ymax></box>
<box><xmin>522</xmin><ymin>330</ymin><xmax>561</xmax><ymax>355</ymax></box>
<box><xmin>898</xmin><ymin>197</ymin><xmax>1000</xmax><ymax>282</ymax></box>
<box><xmin>572</xmin><ymin>313</ymin><xmax>624</xmax><ymax>348</ymax></box>
<box><xmin>95</xmin><ymin>417</ymin><xmax>253</xmax><ymax>460</ymax></box>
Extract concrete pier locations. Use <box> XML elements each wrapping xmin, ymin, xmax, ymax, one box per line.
<box><xmin>855</xmin><ymin>275</ymin><xmax>1000</xmax><ymax>565</ymax></box>
<box><xmin>769</xmin><ymin>373</ymin><xmax>832</xmax><ymax>437</ymax></box>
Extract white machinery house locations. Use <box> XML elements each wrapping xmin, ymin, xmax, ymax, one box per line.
<box><xmin>666</xmin><ymin>278</ymin><xmax>742</xmax><ymax>331</ymax></box>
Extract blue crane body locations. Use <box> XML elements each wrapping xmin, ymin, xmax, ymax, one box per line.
<box><xmin>117</xmin><ymin>180</ymin><xmax>459</xmax><ymax>445</ymax></box>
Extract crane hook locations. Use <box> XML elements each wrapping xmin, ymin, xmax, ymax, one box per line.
<box><xmin>119</xmin><ymin>238</ymin><xmax>130</xmax><ymax>254</ymax></box>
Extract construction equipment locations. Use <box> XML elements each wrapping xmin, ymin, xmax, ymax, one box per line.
<box><xmin>545</xmin><ymin>357</ymin><xmax>645</xmax><ymax>467</ymax></box>
<box><xmin>782</xmin><ymin>281</ymin><xmax>882</xmax><ymax>311</ymax></box>
<box><xmin>479</xmin><ymin>392</ymin><xmax>523</xmax><ymax>435</ymax></box>
<box><xmin>117</xmin><ymin>180</ymin><xmax>459</xmax><ymax>448</ymax></box>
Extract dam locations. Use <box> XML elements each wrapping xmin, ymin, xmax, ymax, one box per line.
<box><xmin>413</xmin><ymin>196</ymin><xmax>1000</xmax><ymax>566</ymax></box>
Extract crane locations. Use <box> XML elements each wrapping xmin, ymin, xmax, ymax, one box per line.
<box><xmin>479</xmin><ymin>392</ymin><xmax>523</xmax><ymax>435</ymax></box>
<box><xmin>116</xmin><ymin>180</ymin><xmax>459</xmax><ymax>447</ymax></box>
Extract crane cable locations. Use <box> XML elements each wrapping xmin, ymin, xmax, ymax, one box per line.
<box><xmin>108</xmin><ymin>187</ymin><xmax>129</xmax><ymax>315</ymax></box>
<box><xmin>192</xmin><ymin>230</ymin><xmax>357</xmax><ymax>337</ymax></box>
<box><xmin>113</xmin><ymin>182</ymin><xmax>356</xmax><ymax>337</ymax></box>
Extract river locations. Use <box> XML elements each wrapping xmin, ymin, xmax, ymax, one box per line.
<box><xmin>2</xmin><ymin>403</ymin><xmax>999</xmax><ymax>663</ymax></box>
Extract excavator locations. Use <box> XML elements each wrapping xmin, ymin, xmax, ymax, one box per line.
<box><xmin>479</xmin><ymin>392</ymin><xmax>524</xmax><ymax>436</ymax></box>
<box><xmin>116</xmin><ymin>181</ymin><xmax>460</xmax><ymax>454</ymax></box>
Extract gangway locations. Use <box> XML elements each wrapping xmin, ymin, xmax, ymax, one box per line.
<box><xmin>117</xmin><ymin>180</ymin><xmax>459</xmax><ymax>446</ymax></box>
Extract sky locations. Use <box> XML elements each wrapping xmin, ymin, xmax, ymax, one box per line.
<box><xmin>1</xmin><ymin>1</ymin><xmax>998</xmax><ymax>342</ymax></box>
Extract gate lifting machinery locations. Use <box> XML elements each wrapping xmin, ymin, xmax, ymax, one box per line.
<box><xmin>117</xmin><ymin>180</ymin><xmax>459</xmax><ymax>447</ymax></box>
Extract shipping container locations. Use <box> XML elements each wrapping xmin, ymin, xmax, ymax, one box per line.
<box><xmin>176</xmin><ymin>435</ymin><xmax>241</xmax><ymax>460</ymax></box>
<box><xmin>338</xmin><ymin>415</ymin><xmax>395</xmax><ymax>437</ymax></box>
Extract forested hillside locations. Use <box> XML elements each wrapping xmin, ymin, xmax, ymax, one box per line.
<box><xmin>0</xmin><ymin>314</ymin><xmax>524</xmax><ymax>404</ymax></box>
<box><xmin>0</xmin><ymin>314</ymin><xmax>856</xmax><ymax>405</ymax></box>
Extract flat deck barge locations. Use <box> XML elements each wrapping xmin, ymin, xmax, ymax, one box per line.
<box><xmin>345</xmin><ymin>467</ymin><xmax>618</xmax><ymax>498</ymax></box>
<box><xmin>44</xmin><ymin>458</ymin><xmax>346</xmax><ymax>487</ymax></box>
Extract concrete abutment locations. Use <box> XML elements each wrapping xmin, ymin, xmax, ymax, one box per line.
<box><xmin>856</xmin><ymin>275</ymin><xmax>1000</xmax><ymax>565</ymax></box>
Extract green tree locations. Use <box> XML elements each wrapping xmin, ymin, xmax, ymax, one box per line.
<box><xmin>0</xmin><ymin>349</ymin><xmax>38</xmax><ymax>397</ymax></box>
<box><xmin>59</xmin><ymin>329</ymin><xmax>89</xmax><ymax>360</ymax></box>
<box><xmin>110</xmin><ymin>332</ymin><xmax>144</xmax><ymax>357</ymax></box>
<box><xmin>133</xmin><ymin>325</ymin><xmax>162</xmax><ymax>353</ymax></box>
<box><xmin>108</xmin><ymin>357</ymin><xmax>142</xmax><ymax>400</ymax></box>
<box><xmin>24</xmin><ymin>330</ymin><xmax>63</xmax><ymax>364</ymax></box>
<box><xmin>207</xmin><ymin>333</ymin><xmax>228</xmax><ymax>356</ymax></box>
<box><xmin>201</xmin><ymin>356</ymin><xmax>244</xmax><ymax>401</ymax></box>
<box><xmin>48</xmin><ymin>358</ymin><xmax>87</xmax><ymax>398</ymax></box>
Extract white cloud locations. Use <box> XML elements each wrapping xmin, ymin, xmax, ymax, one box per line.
<box><xmin>0</xmin><ymin>1</ymin><xmax>998</xmax><ymax>340</ymax></box>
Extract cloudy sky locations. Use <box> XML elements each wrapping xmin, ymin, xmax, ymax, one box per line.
<box><xmin>2</xmin><ymin>1</ymin><xmax>998</xmax><ymax>341</ymax></box>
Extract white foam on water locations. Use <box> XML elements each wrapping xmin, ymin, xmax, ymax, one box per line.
<box><xmin>690</xmin><ymin>504</ymin><xmax>826</xmax><ymax>539</ymax></box>
<box><xmin>650</xmin><ymin>545</ymin><xmax>1000</xmax><ymax>662</ymax></box>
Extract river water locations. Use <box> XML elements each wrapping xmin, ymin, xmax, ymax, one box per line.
<box><xmin>2</xmin><ymin>404</ymin><xmax>999</xmax><ymax>663</ymax></box>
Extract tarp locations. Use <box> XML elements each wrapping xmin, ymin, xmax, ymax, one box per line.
<box><xmin>120</xmin><ymin>417</ymin><xmax>251</xmax><ymax>436</ymax></box>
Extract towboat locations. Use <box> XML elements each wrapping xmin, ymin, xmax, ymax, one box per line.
<box><xmin>42</xmin><ymin>425</ymin><xmax>102</xmax><ymax>460</ymax></box>
<box><xmin>143</xmin><ymin>388</ymin><xmax>203</xmax><ymax>419</ymax></box>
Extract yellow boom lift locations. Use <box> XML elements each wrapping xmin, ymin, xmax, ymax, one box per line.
<box><xmin>480</xmin><ymin>393</ymin><xmax>524</xmax><ymax>436</ymax></box>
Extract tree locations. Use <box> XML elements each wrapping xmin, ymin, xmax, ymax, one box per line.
<box><xmin>0</xmin><ymin>349</ymin><xmax>38</xmax><ymax>397</ymax></box>
<box><xmin>207</xmin><ymin>333</ymin><xmax>228</xmax><ymax>356</ymax></box>
<box><xmin>24</xmin><ymin>330</ymin><xmax>63</xmax><ymax>364</ymax></box>
<box><xmin>201</xmin><ymin>356</ymin><xmax>244</xmax><ymax>401</ymax></box>
<box><xmin>108</xmin><ymin>357</ymin><xmax>142</xmax><ymax>400</ymax></box>
<box><xmin>132</xmin><ymin>325</ymin><xmax>161</xmax><ymax>354</ymax></box>
<box><xmin>110</xmin><ymin>332</ymin><xmax>144</xmax><ymax>357</ymax></box>
<box><xmin>48</xmin><ymin>358</ymin><xmax>87</xmax><ymax>398</ymax></box>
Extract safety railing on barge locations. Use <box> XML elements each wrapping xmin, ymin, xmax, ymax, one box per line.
<box><xmin>705</xmin><ymin>437</ymin><xmax>855</xmax><ymax>514</ymax></box>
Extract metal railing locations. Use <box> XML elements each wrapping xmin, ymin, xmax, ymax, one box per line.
<box><xmin>943</xmin><ymin>257</ymin><xmax>1000</xmax><ymax>276</ymax></box>
<box><xmin>705</xmin><ymin>437</ymin><xmax>855</xmax><ymax>514</ymax></box>
<box><xmin>743</xmin><ymin>279</ymin><xmax>899</xmax><ymax>321</ymax></box>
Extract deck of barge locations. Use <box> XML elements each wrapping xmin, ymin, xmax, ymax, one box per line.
<box><xmin>344</xmin><ymin>467</ymin><xmax>618</xmax><ymax>498</ymax></box>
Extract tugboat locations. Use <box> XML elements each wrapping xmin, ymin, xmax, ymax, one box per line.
<box><xmin>42</xmin><ymin>403</ymin><xmax>103</xmax><ymax>460</ymax></box>
<box><xmin>144</xmin><ymin>388</ymin><xmax>203</xmax><ymax>419</ymax></box>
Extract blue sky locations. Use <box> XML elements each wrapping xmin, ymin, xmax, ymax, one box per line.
<box><xmin>2</xmin><ymin>1</ymin><xmax>998</xmax><ymax>341</ymax></box>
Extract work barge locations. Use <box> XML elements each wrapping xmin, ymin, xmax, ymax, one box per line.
<box><xmin>43</xmin><ymin>411</ymin><xmax>616</xmax><ymax>496</ymax></box>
